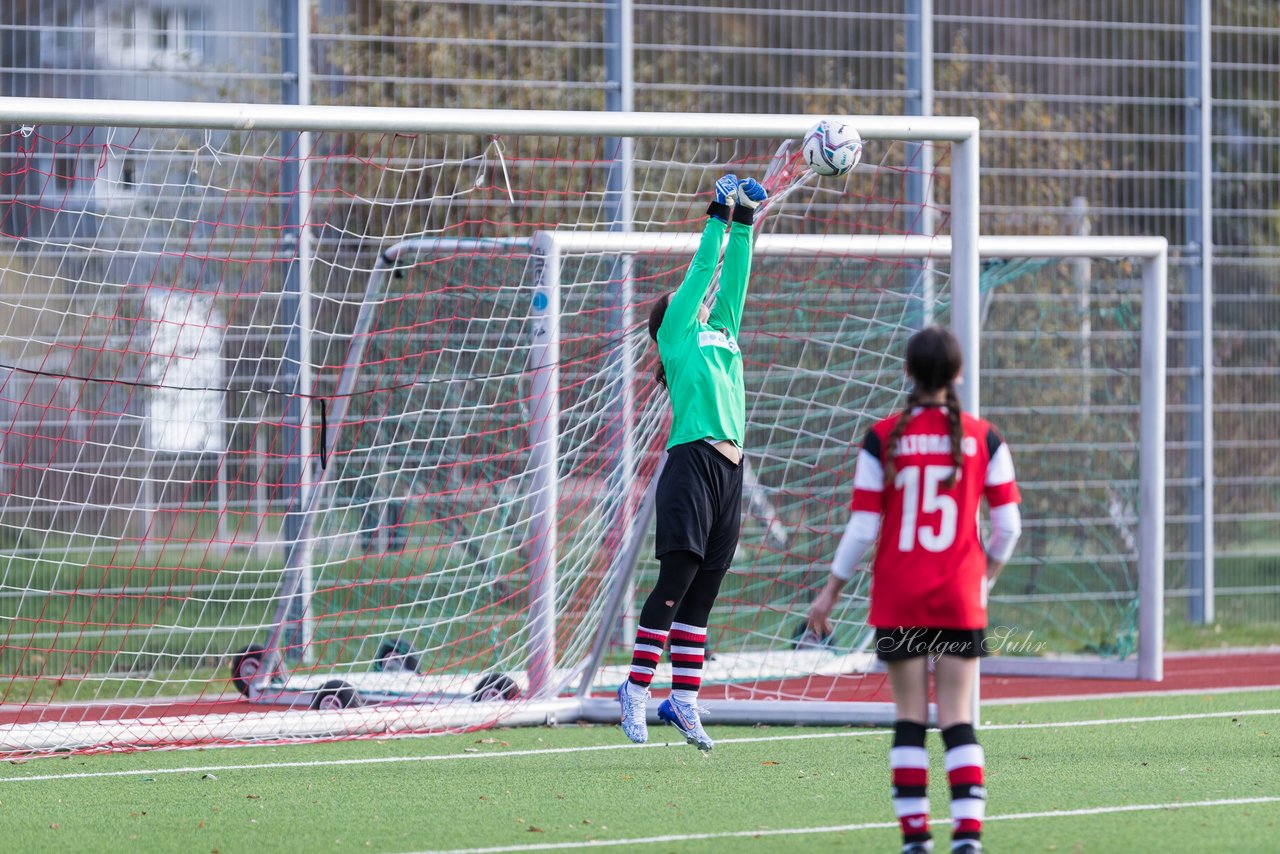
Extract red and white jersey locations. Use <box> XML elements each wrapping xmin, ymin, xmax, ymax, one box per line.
<box><xmin>851</xmin><ymin>405</ymin><xmax>1021</xmax><ymax>630</ymax></box>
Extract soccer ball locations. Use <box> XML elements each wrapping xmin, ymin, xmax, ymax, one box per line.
<box><xmin>802</xmin><ymin>118</ymin><xmax>863</xmax><ymax>177</ymax></box>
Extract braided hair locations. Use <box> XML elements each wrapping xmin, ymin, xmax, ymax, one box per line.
<box><xmin>647</xmin><ymin>293</ymin><xmax>670</xmax><ymax>388</ymax></box>
<box><xmin>882</xmin><ymin>325</ymin><xmax>965</xmax><ymax>489</ymax></box>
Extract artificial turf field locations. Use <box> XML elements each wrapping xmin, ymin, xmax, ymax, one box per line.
<box><xmin>1</xmin><ymin>688</ymin><xmax>1276</xmax><ymax>853</ymax></box>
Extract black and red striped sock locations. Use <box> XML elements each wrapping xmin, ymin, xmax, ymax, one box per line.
<box><xmin>891</xmin><ymin>720</ymin><xmax>931</xmax><ymax>846</ymax></box>
<box><xmin>668</xmin><ymin>621</ymin><xmax>706</xmax><ymax>700</ymax></box>
<box><xmin>627</xmin><ymin>625</ymin><xmax>667</xmax><ymax>689</ymax></box>
<box><xmin>942</xmin><ymin>723</ymin><xmax>985</xmax><ymax>846</ymax></box>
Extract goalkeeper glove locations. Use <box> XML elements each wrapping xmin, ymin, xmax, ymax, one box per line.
<box><xmin>733</xmin><ymin>177</ymin><xmax>767</xmax><ymax>225</ymax></box>
<box><xmin>707</xmin><ymin>173</ymin><xmax>738</xmax><ymax>222</ymax></box>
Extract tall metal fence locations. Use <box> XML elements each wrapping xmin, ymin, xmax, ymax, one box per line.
<box><xmin>2</xmin><ymin>0</ymin><xmax>1277</xmax><ymax>629</ymax></box>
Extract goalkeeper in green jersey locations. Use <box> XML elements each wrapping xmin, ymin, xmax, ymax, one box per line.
<box><xmin>616</xmin><ymin>173</ymin><xmax>766</xmax><ymax>752</ymax></box>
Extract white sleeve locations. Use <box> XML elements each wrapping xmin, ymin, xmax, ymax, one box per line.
<box><xmin>986</xmin><ymin>501</ymin><xmax>1022</xmax><ymax>563</ymax></box>
<box><xmin>985</xmin><ymin>442</ymin><xmax>1016</xmax><ymax>490</ymax></box>
<box><xmin>831</xmin><ymin>510</ymin><xmax>881</xmax><ymax>581</ymax></box>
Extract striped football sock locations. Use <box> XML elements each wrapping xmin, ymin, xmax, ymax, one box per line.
<box><xmin>942</xmin><ymin>723</ymin><xmax>985</xmax><ymax>846</ymax></box>
<box><xmin>627</xmin><ymin>625</ymin><xmax>667</xmax><ymax>689</ymax></box>
<box><xmin>668</xmin><ymin>621</ymin><xmax>707</xmax><ymax>696</ymax></box>
<box><xmin>891</xmin><ymin>720</ymin><xmax>931</xmax><ymax>846</ymax></box>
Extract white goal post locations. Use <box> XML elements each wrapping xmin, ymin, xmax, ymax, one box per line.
<box><xmin>551</xmin><ymin>232</ymin><xmax>1167</xmax><ymax>727</ymax></box>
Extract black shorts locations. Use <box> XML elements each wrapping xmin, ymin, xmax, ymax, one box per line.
<box><xmin>654</xmin><ymin>440</ymin><xmax>743</xmax><ymax>571</ymax></box>
<box><xmin>874</xmin><ymin>628</ymin><xmax>988</xmax><ymax>662</ymax></box>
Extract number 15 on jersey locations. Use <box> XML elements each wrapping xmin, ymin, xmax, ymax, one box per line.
<box><xmin>894</xmin><ymin>464</ymin><xmax>958</xmax><ymax>553</ymax></box>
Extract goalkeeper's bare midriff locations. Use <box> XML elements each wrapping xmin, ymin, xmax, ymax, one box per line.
<box><xmin>709</xmin><ymin>439</ymin><xmax>741</xmax><ymax>465</ymax></box>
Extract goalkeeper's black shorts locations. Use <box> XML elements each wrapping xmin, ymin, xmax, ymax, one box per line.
<box><xmin>654</xmin><ymin>440</ymin><xmax>743</xmax><ymax>571</ymax></box>
<box><xmin>873</xmin><ymin>627</ymin><xmax>989</xmax><ymax>661</ymax></box>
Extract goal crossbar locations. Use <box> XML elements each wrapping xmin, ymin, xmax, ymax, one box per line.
<box><xmin>0</xmin><ymin>96</ymin><xmax>979</xmax><ymax>141</ymax></box>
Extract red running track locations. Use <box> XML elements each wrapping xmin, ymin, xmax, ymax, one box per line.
<box><xmin>0</xmin><ymin>697</ymin><xmax>258</xmax><ymax>727</ymax></box>
<box><xmin>696</xmin><ymin>649</ymin><xmax>1280</xmax><ymax>703</ymax></box>
<box><xmin>980</xmin><ymin>648</ymin><xmax>1280</xmax><ymax>701</ymax></box>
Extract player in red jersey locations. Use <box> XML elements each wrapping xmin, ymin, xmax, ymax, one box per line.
<box><xmin>807</xmin><ymin>325</ymin><xmax>1022</xmax><ymax>854</ymax></box>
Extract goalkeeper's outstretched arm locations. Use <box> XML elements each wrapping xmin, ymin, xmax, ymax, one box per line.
<box><xmin>657</xmin><ymin>174</ymin><xmax>738</xmax><ymax>348</ymax></box>
<box><xmin>708</xmin><ymin>177</ymin><xmax>766</xmax><ymax>338</ymax></box>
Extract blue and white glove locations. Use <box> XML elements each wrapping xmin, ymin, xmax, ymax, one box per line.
<box><xmin>707</xmin><ymin>173</ymin><xmax>738</xmax><ymax>222</ymax></box>
<box><xmin>733</xmin><ymin>177</ymin><xmax>768</xmax><ymax>224</ymax></box>
<box><xmin>737</xmin><ymin>177</ymin><xmax>767</xmax><ymax>208</ymax></box>
<box><xmin>715</xmin><ymin>174</ymin><xmax>739</xmax><ymax>205</ymax></box>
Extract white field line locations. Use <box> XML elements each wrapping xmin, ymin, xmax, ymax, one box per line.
<box><xmin>403</xmin><ymin>796</ymin><xmax>1280</xmax><ymax>854</ymax></box>
<box><xmin>1</xmin><ymin>707</ymin><xmax>1277</xmax><ymax>785</ymax></box>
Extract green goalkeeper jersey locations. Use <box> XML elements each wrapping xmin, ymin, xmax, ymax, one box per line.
<box><xmin>657</xmin><ymin>216</ymin><xmax>754</xmax><ymax>450</ymax></box>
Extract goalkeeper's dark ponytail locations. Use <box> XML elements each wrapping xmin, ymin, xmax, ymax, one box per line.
<box><xmin>648</xmin><ymin>293</ymin><xmax>670</xmax><ymax>389</ymax></box>
<box><xmin>653</xmin><ymin>359</ymin><xmax>667</xmax><ymax>388</ymax></box>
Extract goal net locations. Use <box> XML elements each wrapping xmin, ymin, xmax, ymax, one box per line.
<box><xmin>0</xmin><ymin>101</ymin><xmax>1159</xmax><ymax>755</ymax></box>
<box><xmin>564</xmin><ymin>232</ymin><xmax>1166</xmax><ymax>728</ymax></box>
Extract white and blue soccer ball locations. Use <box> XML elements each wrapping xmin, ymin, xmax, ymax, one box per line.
<box><xmin>802</xmin><ymin>118</ymin><xmax>863</xmax><ymax>177</ymax></box>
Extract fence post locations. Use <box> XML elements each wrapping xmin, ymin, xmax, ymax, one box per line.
<box><xmin>1183</xmin><ymin>0</ymin><xmax>1215</xmax><ymax>624</ymax></box>
<box><xmin>605</xmin><ymin>0</ymin><xmax>639</xmax><ymax>649</ymax></box>
<box><xmin>906</xmin><ymin>0</ymin><xmax>936</xmax><ymax>326</ymax></box>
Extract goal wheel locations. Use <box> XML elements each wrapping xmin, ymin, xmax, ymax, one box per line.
<box><xmin>229</xmin><ymin>644</ymin><xmax>267</xmax><ymax>696</ymax></box>
<box><xmin>374</xmin><ymin>639</ymin><xmax>420</xmax><ymax>673</ymax></box>
<box><xmin>792</xmin><ymin>620</ymin><xmax>834</xmax><ymax>650</ymax></box>
<box><xmin>310</xmin><ymin>679</ymin><xmax>362</xmax><ymax>711</ymax></box>
<box><xmin>469</xmin><ymin>672</ymin><xmax>519</xmax><ymax>702</ymax></box>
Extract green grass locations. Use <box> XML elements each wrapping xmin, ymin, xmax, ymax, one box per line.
<box><xmin>0</xmin><ymin>526</ymin><xmax>529</xmax><ymax>683</ymax></box>
<box><xmin>1</xmin><ymin>689</ymin><xmax>1277</xmax><ymax>852</ymax></box>
<box><xmin>1164</xmin><ymin>619</ymin><xmax>1280</xmax><ymax>651</ymax></box>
